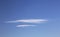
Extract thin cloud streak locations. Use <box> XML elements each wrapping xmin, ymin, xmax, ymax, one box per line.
<box><xmin>16</xmin><ymin>24</ymin><xmax>36</xmax><ymax>27</ymax></box>
<box><xmin>6</xmin><ymin>19</ymin><xmax>48</xmax><ymax>23</ymax></box>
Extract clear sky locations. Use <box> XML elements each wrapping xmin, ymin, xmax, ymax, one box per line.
<box><xmin>0</xmin><ymin>0</ymin><xmax>60</xmax><ymax>37</ymax></box>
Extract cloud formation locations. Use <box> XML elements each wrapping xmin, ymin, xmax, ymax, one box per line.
<box><xmin>16</xmin><ymin>24</ymin><xmax>36</xmax><ymax>27</ymax></box>
<box><xmin>6</xmin><ymin>19</ymin><xmax>48</xmax><ymax>23</ymax></box>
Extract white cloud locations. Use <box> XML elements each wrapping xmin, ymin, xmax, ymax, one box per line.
<box><xmin>16</xmin><ymin>24</ymin><xmax>36</xmax><ymax>27</ymax></box>
<box><xmin>6</xmin><ymin>19</ymin><xmax>48</xmax><ymax>23</ymax></box>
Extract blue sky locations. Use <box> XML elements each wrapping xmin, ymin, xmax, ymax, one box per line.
<box><xmin>0</xmin><ymin>0</ymin><xmax>60</xmax><ymax>37</ymax></box>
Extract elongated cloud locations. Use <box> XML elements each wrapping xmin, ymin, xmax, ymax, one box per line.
<box><xmin>6</xmin><ymin>19</ymin><xmax>48</xmax><ymax>23</ymax></box>
<box><xmin>16</xmin><ymin>24</ymin><xmax>36</xmax><ymax>27</ymax></box>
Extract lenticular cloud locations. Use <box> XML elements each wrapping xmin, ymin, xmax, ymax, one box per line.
<box><xmin>6</xmin><ymin>19</ymin><xmax>48</xmax><ymax>23</ymax></box>
<box><xmin>16</xmin><ymin>24</ymin><xmax>36</xmax><ymax>27</ymax></box>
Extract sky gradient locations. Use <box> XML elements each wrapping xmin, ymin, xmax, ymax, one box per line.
<box><xmin>0</xmin><ymin>0</ymin><xmax>60</xmax><ymax>37</ymax></box>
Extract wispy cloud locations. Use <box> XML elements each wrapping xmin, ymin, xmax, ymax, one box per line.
<box><xmin>16</xmin><ymin>24</ymin><xmax>36</xmax><ymax>27</ymax></box>
<box><xmin>6</xmin><ymin>19</ymin><xmax>48</xmax><ymax>23</ymax></box>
